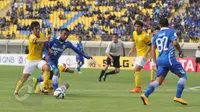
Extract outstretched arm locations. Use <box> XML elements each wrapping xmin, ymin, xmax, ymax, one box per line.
<box><xmin>66</xmin><ymin>42</ymin><xmax>91</xmax><ymax>59</ymax></box>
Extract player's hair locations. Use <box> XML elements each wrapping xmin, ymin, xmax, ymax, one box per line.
<box><xmin>61</xmin><ymin>28</ymin><xmax>70</xmax><ymax>33</ymax></box>
<box><xmin>30</xmin><ymin>21</ymin><xmax>40</xmax><ymax>30</ymax></box>
<box><xmin>134</xmin><ymin>20</ymin><xmax>144</xmax><ymax>27</ymax></box>
<box><xmin>159</xmin><ymin>18</ymin><xmax>169</xmax><ymax>27</ymax></box>
<box><xmin>78</xmin><ymin>36</ymin><xmax>82</xmax><ymax>39</ymax></box>
<box><xmin>155</xmin><ymin>26</ymin><xmax>160</xmax><ymax>30</ymax></box>
<box><xmin>112</xmin><ymin>33</ymin><xmax>118</xmax><ymax>38</ymax></box>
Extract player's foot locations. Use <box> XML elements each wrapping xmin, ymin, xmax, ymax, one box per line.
<box><xmin>14</xmin><ymin>93</ymin><xmax>19</xmax><ymax>96</ymax></box>
<box><xmin>130</xmin><ymin>87</ymin><xmax>142</xmax><ymax>93</ymax></box>
<box><xmin>103</xmin><ymin>74</ymin><xmax>107</xmax><ymax>81</ymax></box>
<box><xmin>173</xmin><ymin>97</ymin><xmax>188</xmax><ymax>105</ymax></box>
<box><xmin>41</xmin><ymin>88</ymin><xmax>49</xmax><ymax>95</ymax></box>
<box><xmin>162</xmin><ymin>80</ymin><xmax>166</xmax><ymax>84</ymax></box>
<box><xmin>78</xmin><ymin>72</ymin><xmax>82</xmax><ymax>74</ymax></box>
<box><xmin>140</xmin><ymin>94</ymin><xmax>148</xmax><ymax>105</ymax></box>
<box><xmin>98</xmin><ymin>78</ymin><xmax>102</xmax><ymax>82</ymax></box>
<box><xmin>32</xmin><ymin>77</ymin><xmax>37</xmax><ymax>89</ymax></box>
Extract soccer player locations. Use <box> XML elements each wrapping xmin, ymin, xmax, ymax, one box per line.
<box><xmin>195</xmin><ymin>45</ymin><xmax>200</xmax><ymax>72</ymax></box>
<box><xmin>128</xmin><ymin>20</ymin><xmax>151</xmax><ymax>93</ymax></box>
<box><xmin>14</xmin><ymin>21</ymin><xmax>50</xmax><ymax>95</ymax></box>
<box><xmin>98</xmin><ymin>34</ymin><xmax>125</xmax><ymax>82</ymax></box>
<box><xmin>150</xmin><ymin>27</ymin><xmax>166</xmax><ymax>84</ymax></box>
<box><xmin>140</xmin><ymin>18</ymin><xmax>188</xmax><ymax>105</ymax></box>
<box><xmin>43</xmin><ymin>28</ymin><xmax>92</xmax><ymax>91</ymax></box>
<box><xmin>76</xmin><ymin>36</ymin><xmax>84</xmax><ymax>74</ymax></box>
<box><xmin>34</xmin><ymin>64</ymin><xmax>73</xmax><ymax>94</ymax></box>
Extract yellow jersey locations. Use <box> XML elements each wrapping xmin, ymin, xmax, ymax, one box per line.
<box><xmin>27</xmin><ymin>33</ymin><xmax>46</xmax><ymax>60</ymax></box>
<box><xmin>133</xmin><ymin>31</ymin><xmax>151</xmax><ymax>56</ymax></box>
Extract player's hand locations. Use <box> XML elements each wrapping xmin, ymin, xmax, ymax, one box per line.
<box><xmin>152</xmin><ymin>62</ymin><xmax>157</xmax><ymax>71</ymax></box>
<box><xmin>49</xmin><ymin>49</ymin><xmax>54</xmax><ymax>55</ymax></box>
<box><xmin>45</xmin><ymin>57</ymin><xmax>51</xmax><ymax>62</ymax></box>
<box><xmin>128</xmin><ymin>51</ymin><xmax>133</xmax><ymax>56</ymax></box>
<box><xmin>110</xmin><ymin>58</ymin><xmax>114</xmax><ymax>62</ymax></box>
<box><xmin>178</xmin><ymin>51</ymin><xmax>184</xmax><ymax>58</ymax></box>
<box><xmin>89</xmin><ymin>56</ymin><xmax>93</xmax><ymax>59</ymax></box>
<box><xmin>46</xmin><ymin>36</ymin><xmax>51</xmax><ymax>41</ymax></box>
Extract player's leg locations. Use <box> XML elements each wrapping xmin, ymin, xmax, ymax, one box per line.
<box><xmin>14</xmin><ymin>60</ymin><xmax>37</xmax><ymax>95</ymax></box>
<box><xmin>140</xmin><ymin>66</ymin><xmax>168</xmax><ymax>105</ymax></box>
<box><xmin>171</xmin><ymin>62</ymin><xmax>188</xmax><ymax>105</ymax></box>
<box><xmin>38</xmin><ymin>60</ymin><xmax>50</xmax><ymax>92</ymax></box>
<box><xmin>103</xmin><ymin>56</ymin><xmax>120</xmax><ymax>81</ymax></box>
<box><xmin>59</xmin><ymin>83</ymin><xmax>70</xmax><ymax>93</ymax></box>
<box><xmin>77</xmin><ymin>57</ymin><xmax>84</xmax><ymax>73</ymax></box>
<box><xmin>130</xmin><ymin>57</ymin><xmax>147</xmax><ymax>93</ymax></box>
<box><xmin>98</xmin><ymin>57</ymin><xmax>110</xmax><ymax>82</ymax></box>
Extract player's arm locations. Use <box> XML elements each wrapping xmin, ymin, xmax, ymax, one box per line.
<box><xmin>105</xmin><ymin>43</ymin><xmax>113</xmax><ymax>61</ymax></box>
<box><xmin>43</xmin><ymin>42</ymin><xmax>51</xmax><ymax>62</ymax></box>
<box><xmin>66</xmin><ymin>42</ymin><xmax>92</xmax><ymax>59</ymax></box>
<box><xmin>128</xmin><ymin>41</ymin><xmax>135</xmax><ymax>56</ymax></box>
<box><xmin>122</xmin><ymin>42</ymin><xmax>125</xmax><ymax>56</ymax></box>
<box><xmin>30</xmin><ymin>35</ymin><xmax>50</xmax><ymax>44</ymax></box>
<box><xmin>171</xmin><ymin>31</ymin><xmax>183</xmax><ymax>58</ymax></box>
<box><xmin>144</xmin><ymin>35</ymin><xmax>152</xmax><ymax>58</ymax></box>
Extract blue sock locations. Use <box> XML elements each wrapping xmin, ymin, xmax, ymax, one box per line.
<box><xmin>37</xmin><ymin>76</ymin><xmax>43</xmax><ymax>82</ymax></box>
<box><xmin>52</xmin><ymin>75</ymin><xmax>58</xmax><ymax>91</ymax></box>
<box><xmin>176</xmin><ymin>77</ymin><xmax>186</xmax><ymax>98</ymax></box>
<box><xmin>145</xmin><ymin>81</ymin><xmax>159</xmax><ymax>97</ymax></box>
<box><xmin>77</xmin><ymin>65</ymin><xmax>81</xmax><ymax>72</ymax></box>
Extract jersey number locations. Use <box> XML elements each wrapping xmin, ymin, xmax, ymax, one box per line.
<box><xmin>156</xmin><ymin>36</ymin><xmax>168</xmax><ymax>52</ymax></box>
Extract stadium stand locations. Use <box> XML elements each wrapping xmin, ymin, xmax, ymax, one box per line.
<box><xmin>0</xmin><ymin>0</ymin><xmax>199</xmax><ymax>43</ymax></box>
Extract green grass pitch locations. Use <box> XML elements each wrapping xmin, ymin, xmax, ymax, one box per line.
<box><xmin>0</xmin><ymin>66</ymin><xmax>200</xmax><ymax>112</ymax></box>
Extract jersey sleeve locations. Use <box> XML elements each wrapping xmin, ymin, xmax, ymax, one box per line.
<box><xmin>105</xmin><ymin>42</ymin><xmax>111</xmax><ymax>53</ymax></box>
<box><xmin>66</xmin><ymin>41</ymin><xmax>90</xmax><ymax>59</ymax></box>
<box><xmin>170</xmin><ymin>30</ymin><xmax>177</xmax><ymax>41</ymax></box>
<box><xmin>43</xmin><ymin>42</ymin><xmax>50</xmax><ymax>58</ymax></box>
<box><xmin>29</xmin><ymin>34</ymin><xmax>37</xmax><ymax>44</ymax></box>
<box><xmin>144</xmin><ymin>35</ymin><xmax>151</xmax><ymax>45</ymax></box>
<box><xmin>152</xmin><ymin>35</ymin><xmax>157</xmax><ymax>46</ymax></box>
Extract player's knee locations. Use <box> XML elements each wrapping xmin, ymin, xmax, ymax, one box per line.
<box><xmin>179</xmin><ymin>73</ymin><xmax>187</xmax><ymax>79</ymax></box>
<box><xmin>43</xmin><ymin>64</ymin><xmax>50</xmax><ymax>71</ymax></box>
<box><xmin>22</xmin><ymin>74</ymin><xmax>30</xmax><ymax>82</ymax></box>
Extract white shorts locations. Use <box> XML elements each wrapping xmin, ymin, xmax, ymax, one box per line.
<box><xmin>23</xmin><ymin>59</ymin><xmax>47</xmax><ymax>74</ymax></box>
<box><xmin>133</xmin><ymin>56</ymin><xmax>148</xmax><ymax>68</ymax></box>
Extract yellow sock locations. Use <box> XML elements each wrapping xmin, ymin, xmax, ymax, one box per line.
<box><xmin>151</xmin><ymin>69</ymin><xmax>155</xmax><ymax>81</ymax></box>
<box><xmin>34</xmin><ymin>83</ymin><xmax>40</xmax><ymax>93</ymax></box>
<box><xmin>135</xmin><ymin>71</ymin><xmax>141</xmax><ymax>88</ymax></box>
<box><xmin>42</xmin><ymin>71</ymin><xmax>50</xmax><ymax>89</ymax></box>
<box><xmin>14</xmin><ymin>80</ymin><xmax>23</xmax><ymax>93</ymax></box>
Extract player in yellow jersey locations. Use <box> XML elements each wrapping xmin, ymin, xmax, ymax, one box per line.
<box><xmin>33</xmin><ymin>64</ymin><xmax>74</xmax><ymax>95</ymax></box>
<box><xmin>14</xmin><ymin>21</ymin><xmax>50</xmax><ymax>96</ymax></box>
<box><xmin>150</xmin><ymin>27</ymin><xmax>166</xmax><ymax>84</ymax></box>
<box><xmin>128</xmin><ymin>20</ymin><xmax>151</xmax><ymax>93</ymax></box>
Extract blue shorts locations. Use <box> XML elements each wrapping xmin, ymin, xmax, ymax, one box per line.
<box><xmin>48</xmin><ymin>60</ymin><xmax>58</xmax><ymax>71</ymax></box>
<box><xmin>156</xmin><ymin>60</ymin><xmax>187</xmax><ymax>79</ymax></box>
<box><xmin>76</xmin><ymin>56</ymin><xmax>84</xmax><ymax>62</ymax></box>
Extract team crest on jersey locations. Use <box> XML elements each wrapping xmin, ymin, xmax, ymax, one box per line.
<box><xmin>62</xmin><ymin>45</ymin><xmax>66</xmax><ymax>49</ymax></box>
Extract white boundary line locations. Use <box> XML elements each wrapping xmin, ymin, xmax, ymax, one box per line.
<box><xmin>188</xmin><ymin>86</ymin><xmax>200</xmax><ymax>91</ymax></box>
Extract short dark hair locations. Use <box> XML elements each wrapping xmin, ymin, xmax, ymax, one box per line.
<box><xmin>159</xmin><ymin>18</ymin><xmax>169</xmax><ymax>27</ymax></box>
<box><xmin>78</xmin><ymin>36</ymin><xmax>82</xmax><ymax>39</ymax></box>
<box><xmin>155</xmin><ymin>26</ymin><xmax>160</xmax><ymax>30</ymax></box>
<box><xmin>61</xmin><ymin>28</ymin><xmax>70</xmax><ymax>33</ymax></box>
<box><xmin>134</xmin><ymin>20</ymin><xmax>144</xmax><ymax>27</ymax></box>
<box><xmin>113</xmin><ymin>33</ymin><xmax>118</xmax><ymax>37</ymax></box>
<box><xmin>31</xmin><ymin>21</ymin><xmax>40</xmax><ymax>30</ymax></box>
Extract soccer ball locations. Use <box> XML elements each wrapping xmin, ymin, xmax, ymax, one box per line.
<box><xmin>54</xmin><ymin>88</ymin><xmax>65</xmax><ymax>99</ymax></box>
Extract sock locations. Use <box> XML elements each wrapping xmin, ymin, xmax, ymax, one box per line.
<box><xmin>196</xmin><ymin>65</ymin><xmax>198</xmax><ymax>72</ymax></box>
<box><xmin>150</xmin><ymin>69</ymin><xmax>155</xmax><ymax>81</ymax></box>
<box><xmin>77</xmin><ymin>65</ymin><xmax>81</xmax><ymax>72</ymax></box>
<box><xmin>176</xmin><ymin>77</ymin><xmax>186</xmax><ymax>98</ymax></box>
<box><xmin>135</xmin><ymin>72</ymin><xmax>141</xmax><ymax>88</ymax></box>
<box><xmin>52</xmin><ymin>75</ymin><xmax>59</xmax><ymax>91</ymax></box>
<box><xmin>37</xmin><ymin>76</ymin><xmax>44</xmax><ymax>82</ymax></box>
<box><xmin>42</xmin><ymin>71</ymin><xmax>50</xmax><ymax>89</ymax></box>
<box><xmin>105</xmin><ymin>70</ymin><xmax>117</xmax><ymax>76</ymax></box>
<box><xmin>14</xmin><ymin>80</ymin><xmax>23</xmax><ymax>93</ymax></box>
<box><xmin>144</xmin><ymin>80</ymin><xmax>159</xmax><ymax>97</ymax></box>
<box><xmin>99</xmin><ymin>70</ymin><xmax>106</xmax><ymax>79</ymax></box>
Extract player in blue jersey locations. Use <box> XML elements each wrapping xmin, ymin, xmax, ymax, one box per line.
<box><xmin>140</xmin><ymin>18</ymin><xmax>188</xmax><ymax>105</ymax></box>
<box><xmin>43</xmin><ymin>28</ymin><xmax>92</xmax><ymax>91</ymax></box>
<box><xmin>76</xmin><ymin>36</ymin><xmax>84</xmax><ymax>74</ymax></box>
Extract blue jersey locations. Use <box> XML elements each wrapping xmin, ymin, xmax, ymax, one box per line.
<box><xmin>152</xmin><ymin>27</ymin><xmax>187</xmax><ymax>78</ymax></box>
<box><xmin>152</xmin><ymin>27</ymin><xmax>177</xmax><ymax>65</ymax></box>
<box><xmin>76</xmin><ymin>42</ymin><xmax>84</xmax><ymax>56</ymax></box>
<box><xmin>43</xmin><ymin>37</ymin><xmax>90</xmax><ymax>61</ymax></box>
